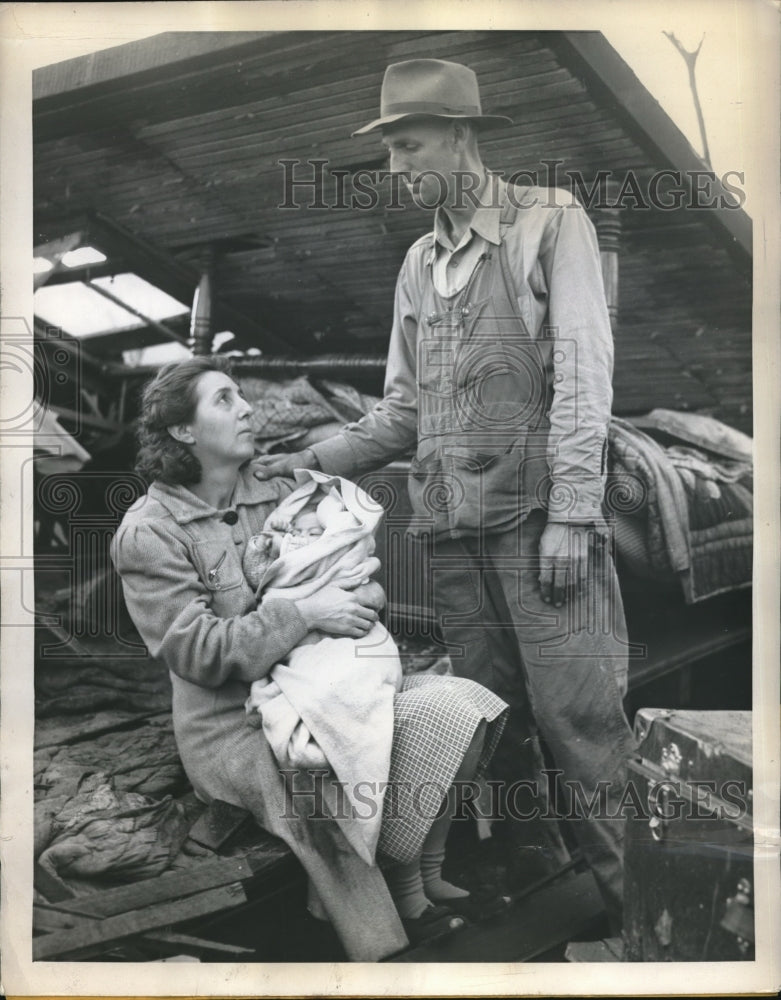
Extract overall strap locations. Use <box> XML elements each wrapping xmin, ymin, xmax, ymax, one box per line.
<box><xmin>496</xmin><ymin>195</ymin><xmax>532</xmax><ymax>337</ymax></box>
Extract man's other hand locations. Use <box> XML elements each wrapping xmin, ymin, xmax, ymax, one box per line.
<box><xmin>538</xmin><ymin>522</ymin><xmax>593</xmax><ymax>607</ymax></box>
<box><xmin>251</xmin><ymin>449</ymin><xmax>317</xmax><ymax>481</ymax></box>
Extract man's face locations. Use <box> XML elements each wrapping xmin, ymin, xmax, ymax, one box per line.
<box><xmin>381</xmin><ymin>118</ymin><xmax>464</xmax><ymax>209</ymax></box>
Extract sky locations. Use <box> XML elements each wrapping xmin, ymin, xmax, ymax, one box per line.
<box><xmin>604</xmin><ymin>15</ymin><xmax>751</xmax><ymax>181</ymax></box>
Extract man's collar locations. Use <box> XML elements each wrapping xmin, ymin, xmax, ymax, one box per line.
<box><xmin>148</xmin><ymin>465</ymin><xmax>282</xmax><ymax>525</ymax></box>
<box><xmin>433</xmin><ymin>173</ymin><xmax>507</xmax><ymax>251</ymax></box>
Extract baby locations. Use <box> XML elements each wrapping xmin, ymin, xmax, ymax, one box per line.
<box><xmin>241</xmin><ymin>471</ymin><xmax>403</xmax><ymax>864</ymax></box>
<box><xmin>242</xmin><ymin>489</ymin><xmax>365</xmax><ymax>592</ymax></box>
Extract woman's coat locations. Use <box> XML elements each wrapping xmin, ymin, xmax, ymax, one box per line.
<box><xmin>111</xmin><ymin>465</ymin><xmax>408</xmax><ymax>960</ymax></box>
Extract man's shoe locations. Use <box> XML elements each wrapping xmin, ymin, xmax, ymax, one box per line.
<box><xmin>401</xmin><ymin>904</ymin><xmax>468</xmax><ymax>946</ymax></box>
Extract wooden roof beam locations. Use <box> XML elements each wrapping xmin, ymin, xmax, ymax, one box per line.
<box><xmin>40</xmin><ymin>261</ymin><xmax>117</xmax><ymax>287</ymax></box>
<box><xmin>87</xmin><ymin>212</ymin><xmax>293</xmax><ymax>356</ymax></box>
<box><xmin>33</xmin><ymin>32</ymin><xmax>274</xmax><ymax>102</ymax></box>
<box><xmin>37</xmin><ymin>315</ymin><xmax>192</xmax><ymax>360</ymax></box>
<box><xmin>32</xmin><ymin>31</ymin><xmax>391</xmax><ymax>142</ymax></box>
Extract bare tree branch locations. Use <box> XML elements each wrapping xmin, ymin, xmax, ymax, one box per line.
<box><xmin>664</xmin><ymin>30</ymin><xmax>712</xmax><ymax>168</ymax></box>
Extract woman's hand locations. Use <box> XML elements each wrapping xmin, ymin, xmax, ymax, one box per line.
<box><xmin>351</xmin><ymin>579</ymin><xmax>387</xmax><ymax>612</ymax></box>
<box><xmin>296</xmin><ymin>584</ymin><xmax>379</xmax><ymax>638</ymax></box>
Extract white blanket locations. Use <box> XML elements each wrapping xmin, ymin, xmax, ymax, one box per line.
<box><xmin>246</xmin><ymin>470</ymin><xmax>402</xmax><ymax>864</ymax></box>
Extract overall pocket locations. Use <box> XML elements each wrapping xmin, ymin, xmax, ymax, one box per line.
<box><xmin>408</xmin><ymin>446</ymin><xmax>533</xmax><ymax>537</ymax></box>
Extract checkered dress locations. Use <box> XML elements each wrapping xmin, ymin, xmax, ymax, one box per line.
<box><xmin>377</xmin><ymin>674</ymin><xmax>507</xmax><ymax>863</ymax></box>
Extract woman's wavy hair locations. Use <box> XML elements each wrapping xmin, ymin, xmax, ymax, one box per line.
<box><xmin>134</xmin><ymin>355</ymin><xmax>235</xmax><ymax>486</ymax></box>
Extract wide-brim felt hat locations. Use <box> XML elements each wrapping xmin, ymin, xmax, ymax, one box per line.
<box><xmin>352</xmin><ymin>59</ymin><xmax>514</xmax><ymax>136</ymax></box>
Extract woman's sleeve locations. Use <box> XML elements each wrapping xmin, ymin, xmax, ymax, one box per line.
<box><xmin>111</xmin><ymin>520</ymin><xmax>310</xmax><ymax>688</ymax></box>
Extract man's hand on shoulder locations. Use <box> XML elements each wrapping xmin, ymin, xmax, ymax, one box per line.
<box><xmin>251</xmin><ymin>448</ymin><xmax>319</xmax><ymax>481</ymax></box>
<box><xmin>538</xmin><ymin>522</ymin><xmax>594</xmax><ymax>607</ymax></box>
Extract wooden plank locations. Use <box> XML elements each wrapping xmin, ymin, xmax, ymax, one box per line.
<box><xmin>624</xmin><ymin>585</ymin><xmax>751</xmax><ymax>686</ymax></box>
<box><xmin>131</xmin><ymin>48</ymin><xmax>568</xmax><ymax>146</ymax></box>
<box><xmin>33</xmin><ymin>906</ymin><xmax>84</xmax><ymax>934</ymax></box>
<box><xmin>187</xmin><ymin>800</ymin><xmax>252</xmax><ymax>851</ymax></box>
<box><xmin>34</xmin><ymin>137</ymin><xmax>651</xmax><ymax>248</ymax></box>
<box><xmin>123</xmin><ymin>91</ymin><xmax>597</xmax><ymax>168</ymax></box>
<box><xmin>32</xmin><ymin>31</ymin><xmax>750</xmax><ymax>366</ymax></box>
<box><xmin>388</xmin><ymin>870</ymin><xmax>604</xmax><ymax>963</ymax></box>
<box><xmin>33</xmin><ymin>33</ymin><xmax>272</xmax><ymax>101</ymax></box>
<box><xmin>87</xmin><ymin>280</ymin><xmax>190</xmax><ymax>348</ymax></box>
<box><xmin>385</xmin><ymin>29</ymin><xmax>545</xmax><ymax>63</ymax></box>
<box><xmin>34</xmin><ymin>863</ymin><xmax>76</xmax><ymax>903</ymax></box>
<box><xmin>133</xmin><ymin>71</ymin><xmax>584</xmax><ymax>166</ymax></box>
<box><xmin>33</xmin><ymin>32</ymin><xmax>397</xmax><ymax>141</ymax></box>
<box><xmin>64</xmin><ymin>134</ymin><xmax>640</xmax><ymax>245</ymax></box>
<box><xmin>31</xmin><ymin>70</ymin><xmax>600</xmax><ymax>180</ymax></box>
<box><xmin>50</xmin><ymin>845</ymin><xmax>293</xmax><ymax>919</ymax></box>
<box><xmin>139</xmin><ymin>930</ymin><xmax>255</xmax><ymax>956</ymax></box>
<box><xmin>629</xmin><ymin>624</ymin><xmax>751</xmax><ymax>690</ymax></box>
<box><xmin>34</xmin><ymin>882</ymin><xmax>248</xmax><ymax>961</ymax></box>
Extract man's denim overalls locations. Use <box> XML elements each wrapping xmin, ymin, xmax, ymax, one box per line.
<box><xmin>407</xmin><ymin>197</ymin><xmax>634</xmax><ymax>929</ymax></box>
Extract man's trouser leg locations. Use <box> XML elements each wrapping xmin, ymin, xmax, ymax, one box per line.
<box><xmin>427</xmin><ymin>541</ymin><xmax>570</xmax><ymax>877</ymax></box>
<box><xmin>430</xmin><ymin>511</ymin><xmax>634</xmax><ymax>930</ymax></box>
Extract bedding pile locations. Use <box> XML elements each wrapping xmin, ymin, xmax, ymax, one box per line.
<box><xmin>608</xmin><ymin>411</ymin><xmax>753</xmax><ymax>602</ymax></box>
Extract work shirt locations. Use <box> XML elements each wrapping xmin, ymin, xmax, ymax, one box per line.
<box><xmin>312</xmin><ymin>176</ymin><xmax>614</xmax><ymax>536</ymax></box>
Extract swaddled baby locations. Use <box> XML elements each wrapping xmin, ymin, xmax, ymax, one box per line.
<box><xmin>241</xmin><ymin>471</ymin><xmax>403</xmax><ymax>864</ymax></box>
<box><xmin>242</xmin><ymin>490</ymin><xmax>364</xmax><ymax>591</ymax></box>
<box><xmin>243</xmin><ymin>476</ymin><xmax>390</xmax><ymax>703</ymax></box>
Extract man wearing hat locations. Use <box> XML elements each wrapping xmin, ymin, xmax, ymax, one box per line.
<box><xmin>256</xmin><ymin>58</ymin><xmax>633</xmax><ymax>935</ymax></box>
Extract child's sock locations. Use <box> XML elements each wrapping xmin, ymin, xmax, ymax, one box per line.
<box><xmin>420</xmin><ymin>848</ymin><xmax>470</xmax><ymax>903</ymax></box>
<box><xmin>382</xmin><ymin>859</ymin><xmax>429</xmax><ymax>920</ymax></box>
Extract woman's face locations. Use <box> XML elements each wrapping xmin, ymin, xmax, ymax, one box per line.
<box><xmin>178</xmin><ymin>370</ymin><xmax>256</xmax><ymax>468</ymax></box>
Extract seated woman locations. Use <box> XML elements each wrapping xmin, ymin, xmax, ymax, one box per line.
<box><xmin>111</xmin><ymin>356</ymin><xmax>507</xmax><ymax>961</ymax></box>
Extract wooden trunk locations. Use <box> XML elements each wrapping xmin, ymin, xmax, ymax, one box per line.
<box><xmin>624</xmin><ymin>708</ymin><xmax>754</xmax><ymax>962</ymax></box>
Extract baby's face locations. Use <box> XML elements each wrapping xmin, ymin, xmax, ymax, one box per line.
<box><xmin>290</xmin><ymin>510</ymin><xmax>324</xmax><ymax>538</ymax></box>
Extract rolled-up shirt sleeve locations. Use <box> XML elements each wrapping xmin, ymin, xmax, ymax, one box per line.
<box><xmin>311</xmin><ymin>255</ymin><xmax>420</xmax><ymax>478</ymax></box>
<box><xmin>540</xmin><ymin>194</ymin><xmax>613</xmax><ymax>524</ymax></box>
<box><xmin>111</xmin><ymin>520</ymin><xmax>309</xmax><ymax>688</ymax></box>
